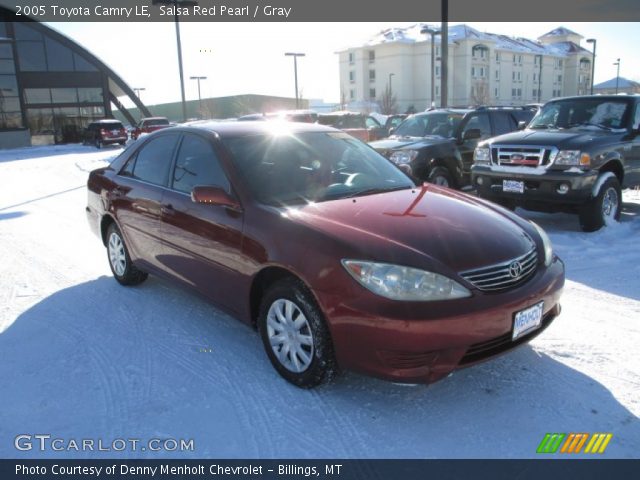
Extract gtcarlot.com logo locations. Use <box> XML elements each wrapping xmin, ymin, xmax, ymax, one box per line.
<box><xmin>537</xmin><ymin>432</ymin><xmax>613</xmax><ymax>454</ymax></box>
<box><xmin>14</xmin><ymin>434</ymin><xmax>195</xmax><ymax>453</ymax></box>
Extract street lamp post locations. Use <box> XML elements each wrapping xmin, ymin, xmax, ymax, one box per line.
<box><xmin>133</xmin><ymin>88</ymin><xmax>146</xmax><ymax>102</ymax></box>
<box><xmin>420</xmin><ymin>26</ymin><xmax>441</xmax><ymax>108</ymax></box>
<box><xmin>613</xmin><ymin>58</ymin><xmax>621</xmax><ymax>94</ymax></box>
<box><xmin>586</xmin><ymin>38</ymin><xmax>596</xmax><ymax>95</ymax></box>
<box><xmin>152</xmin><ymin>0</ymin><xmax>198</xmax><ymax>122</ymax></box>
<box><xmin>285</xmin><ymin>52</ymin><xmax>305</xmax><ymax>109</ymax></box>
<box><xmin>190</xmin><ymin>76</ymin><xmax>207</xmax><ymax>116</ymax></box>
<box><xmin>535</xmin><ymin>55</ymin><xmax>542</xmax><ymax>103</ymax></box>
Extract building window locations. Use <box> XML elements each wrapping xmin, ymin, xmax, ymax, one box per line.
<box><xmin>436</xmin><ymin>46</ymin><xmax>441</xmax><ymax>57</ymax></box>
<box><xmin>495</xmin><ymin>87</ymin><xmax>499</xmax><ymax>98</ymax></box>
<box><xmin>495</xmin><ymin>70</ymin><xmax>499</xmax><ymax>80</ymax></box>
<box><xmin>532</xmin><ymin>89</ymin><xmax>538</xmax><ymax>98</ymax></box>
<box><xmin>349</xmin><ymin>71</ymin><xmax>355</xmax><ymax>83</ymax></box>
<box><xmin>369</xmin><ymin>88</ymin><xmax>376</xmax><ymax>99</ymax></box>
<box><xmin>495</xmin><ymin>52</ymin><xmax>500</xmax><ymax>63</ymax></box>
<box><xmin>472</xmin><ymin>45</ymin><xmax>488</xmax><ymax>59</ymax></box>
<box><xmin>349</xmin><ymin>89</ymin><xmax>355</xmax><ymax>100</ymax></box>
<box><xmin>348</xmin><ymin>52</ymin><xmax>354</xmax><ymax>64</ymax></box>
<box><xmin>369</xmin><ymin>69</ymin><xmax>375</xmax><ymax>82</ymax></box>
<box><xmin>472</xmin><ymin>67</ymin><xmax>476</xmax><ymax>77</ymax></box>
<box><xmin>368</xmin><ymin>50</ymin><xmax>375</xmax><ymax>63</ymax></box>
<box><xmin>557</xmin><ymin>74</ymin><xmax>562</xmax><ymax>83</ymax></box>
<box><xmin>435</xmin><ymin>85</ymin><xmax>440</xmax><ymax>97</ymax></box>
<box><xmin>435</xmin><ymin>66</ymin><xmax>441</xmax><ymax>77</ymax></box>
<box><xmin>513</xmin><ymin>54</ymin><xmax>522</xmax><ymax>65</ymax></box>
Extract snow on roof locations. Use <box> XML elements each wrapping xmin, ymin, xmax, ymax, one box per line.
<box><xmin>593</xmin><ymin>77</ymin><xmax>640</xmax><ymax>89</ymax></box>
<box><xmin>540</xmin><ymin>27</ymin><xmax>581</xmax><ymax>38</ymax></box>
<box><xmin>353</xmin><ymin>24</ymin><xmax>588</xmax><ymax>58</ymax></box>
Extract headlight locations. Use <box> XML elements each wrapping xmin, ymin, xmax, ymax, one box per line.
<box><xmin>474</xmin><ymin>146</ymin><xmax>491</xmax><ymax>164</ymax></box>
<box><xmin>555</xmin><ymin>150</ymin><xmax>590</xmax><ymax>167</ymax></box>
<box><xmin>389</xmin><ymin>149</ymin><xmax>419</xmax><ymax>165</ymax></box>
<box><xmin>342</xmin><ymin>260</ymin><xmax>471</xmax><ymax>301</ymax></box>
<box><xmin>531</xmin><ymin>222</ymin><xmax>553</xmax><ymax>267</ymax></box>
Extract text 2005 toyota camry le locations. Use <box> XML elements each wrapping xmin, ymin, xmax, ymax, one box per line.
<box><xmin>86</xmin><ymin>122</ymin><xmax>564</xmax><ymax>388</ymax></box>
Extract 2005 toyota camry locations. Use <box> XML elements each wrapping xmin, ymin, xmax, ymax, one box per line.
<box><xmin>86</xmin><ymin>121</ymin><xmax>564</xmax><ymax>388</ymax></box>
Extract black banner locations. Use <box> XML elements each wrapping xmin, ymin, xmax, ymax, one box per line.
<box><xmin>3</xmin><ymin>460</ymin><xmax>640</xmax><ymax>480</ymax></box>
<box><xmin>1</xmin><ymin>0</ymin><xmax>640</xmax><ymax>22</ymax></box>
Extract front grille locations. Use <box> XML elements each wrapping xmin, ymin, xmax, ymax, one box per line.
<box><xmin>460</xmin><ymin>247</ymin><xmax>538</xmax><ymax>292</ymax></box>
<box><xmin>491</xmin><ymin>145</ymin><xmax>557</xmax><ymax>167</ymax></box>
<box><xmin>459</xmin><ymin>306</ymin><xmax>559</xmax><ymax>365</ymax></box>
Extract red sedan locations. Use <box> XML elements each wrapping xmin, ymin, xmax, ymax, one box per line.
<box><xmin>86</xmin><ymin>122</ymin><xmax>564</xmax><ymax>388</ymax></box>
<box><xmin>130</xmin><ymin>117</ymin><xmax>172</xmax><ymax>141</ymax></box>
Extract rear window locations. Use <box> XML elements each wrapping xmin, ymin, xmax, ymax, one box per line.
<box><xmin>98</xmin><ymin>122</ymin><xmax>124</xmax><ymax>130</ymax></box>
<box><xmin>144</xmin><ymin>118</ymin><xmax>170</xmax><ymax>126</ymax></box>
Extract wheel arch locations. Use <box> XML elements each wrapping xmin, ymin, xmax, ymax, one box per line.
<box><xmin>100</xmin><ymin>214</ymin><xmax>117</xmax><ymax>247</ymax></box>
<box><xmin>599</xmin><ymin>158</ymin><xmax>624</xmax><ymax>185</ymax></box>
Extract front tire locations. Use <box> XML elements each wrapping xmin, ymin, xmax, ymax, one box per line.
<box><xmin>579</xmin><ymin>176</ymin><xmax>621</xmax><ymax>232</ymax></box>
<box><xmin>106</xmin><ymin>223</ymin><xmax>148</xmax><ymax>286</ymax></box>
<box><xmin>258</xmin><ymin>278</ymin><xmax>338</xmax><ymax>388</ymax></box>
<box><xmin>427</xmin><ymin>166</ymin><xmax>454</xmax><ymax>188</ymax></box>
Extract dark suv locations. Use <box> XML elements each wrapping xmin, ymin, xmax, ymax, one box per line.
<box><xmin>370</xmin><ymin>107</ymin><xmax>536</xmax><ymax>188</ymax></box>
<box><xmin>472</xmin><ymin>95</ymin><xmax>640</xmax><ymax>231</ymax></box>
<box><xmin>82</xmin><ymin>119</ymin><xmax>127</xmax><ymax>148</ymax></box>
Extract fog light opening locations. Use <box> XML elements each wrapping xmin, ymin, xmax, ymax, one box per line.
<box><xmin>476</xmin><ymin>176</ymin><xmax>484</xmax><ymax>186</ymax></box>
<box><xmin>557</xmin><ymin>183</ymin><xmax>570</xmax><ymax>195</ymax></box>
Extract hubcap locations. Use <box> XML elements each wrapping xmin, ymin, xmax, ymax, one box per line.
<box><xmin>601</xmin><ymin>187</ymin><xmax>619</xmax><ymax>224</ymax></box>
<box><xmin>266</xmin><ymin>299</ymin><xmax>314</xmax><ymax>373</ymax></box>
<box><xmin>108</xmin><ymin>232</ymin><xmax>127</xmax><ymax>276</ymax></box>
<box><xmin>433</xmin><ymin>175</ymin><xmax>449</xmax><ymax>187</ymax></box>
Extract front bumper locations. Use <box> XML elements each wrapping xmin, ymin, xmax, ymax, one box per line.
<box><xmin>472</xmin><ymin>165</ymin><xmax>597</xmax><ymax>207</ymax></box>
<box><xmin>317</xmin><ymin>257</ymin><xmax>564</xmax><ymax>384</ymax></box>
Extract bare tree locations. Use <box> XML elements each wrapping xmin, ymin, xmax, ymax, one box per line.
<box><xmin>378</xmin><ymin>83</ymin><xmax>398</xmax><ymax>115</ymax></box>
<box><xmin>470</xmin><ymin>80</ymin><xmax>491</xmax><ymax>106</ymax></box>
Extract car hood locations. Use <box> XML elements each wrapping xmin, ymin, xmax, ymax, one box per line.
<box><xmin>487</xmin><ymin>128</ymin><xmax>620</xmax><ymax>149</ymax></box>
<box><xmin>281</xmin><ymin>185</ymin><xmax>535</xmax><ymax>275</ymax></box>
<box><xmin>370</xmin><ymin>135</ymin><xmax>452</xmax><ymax>151</ymax></box>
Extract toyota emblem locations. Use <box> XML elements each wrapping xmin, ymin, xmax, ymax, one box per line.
<box><xmin>509</xmin><ymin>261</ymin><xmax>523</xmax><ymax>278</ymax></box>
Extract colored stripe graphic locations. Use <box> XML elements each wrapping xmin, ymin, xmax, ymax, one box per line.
<box><xmin>537</xmin><ymin>433</ymin><xmax>566</xmax><ymax>453</ymax></box>
<box><xmin>539</xmin><ymin>433</ymin><xmax>613</xmax><ymax>454</ymax></box>
<box><xmin>560</xmin><ymin>433</ymin><xmax>589</xmax><ymax>453</ymax></box>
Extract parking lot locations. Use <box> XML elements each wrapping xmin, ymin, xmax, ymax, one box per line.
<box><xmin>0</xmin><ymin>144</ymin><xmax>638</xmax><ymax>458</ymax></box>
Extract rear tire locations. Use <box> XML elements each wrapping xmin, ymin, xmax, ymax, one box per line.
<box><xmin>427</xmin><ymin>166</ymin><xmax>454</xmax><ymax>188</ymax></box>
<box><xmin>579</xmin><ymin>176</ymin><xmax>621</xmax><ymax>232</ymax></box>
<box><xmin>258</xmin><ymin>278</ymin><xmax>338</xmax><ymax>388</ymax></box>
<box><xmin>106</xmin><ymin>223</ymin><xmax>148</xmax><ymax>286</ymax></box>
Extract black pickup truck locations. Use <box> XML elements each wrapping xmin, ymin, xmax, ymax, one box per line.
<box><xmin>370</xmin><ymin>106</ymin><xmax>536</xmax><ymax>188</ymax></box>
<box><xmin>472</xmin><ymin>95</ymin><xmax>640</xmax><ymax>231</ymax></box>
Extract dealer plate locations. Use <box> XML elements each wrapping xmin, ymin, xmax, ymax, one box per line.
<box><xmin>512</xmin><ymin>301</ymin><xmax>544</xmax><ymax>340</ymax></box>
<box><xmin>503</xmin><ymin>179</ymin><xmax>524</xmax><ymax>194</ymax></box>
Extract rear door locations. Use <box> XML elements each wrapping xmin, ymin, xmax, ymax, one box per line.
<box><xmin>626</xmin><ymin>101</ymin><xmax>640</xmax><ymax>187</ymax></box>
<box><xmin>160</xmin><ymin>132</ymin><xmax>246</xmax><ymax>312</ymax></box>
<box><xmin>458</xmin><ymin>112</ymin><xmax>492</xmax><ymax>174</ymax></box>
<box><xmin>112</xmin><ymin>133</ymin><xmax>180</xmax><ymax>269</ymax></box>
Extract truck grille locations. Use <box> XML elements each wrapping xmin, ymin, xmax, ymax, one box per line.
<box><xmin>491</xmin><ymin>145</ymin><xmax>557</xmax><ymax>167</ymax></box>
<box><xmin>460</xmin><ymin>247</ymin><xmax>538</xmax><ymax>292</ymax></box>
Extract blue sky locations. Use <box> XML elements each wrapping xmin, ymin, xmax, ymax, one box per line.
<box><xmin>47</xmin><ymin>22</ymin><xmax>640</xmax><ymax>106</ymax></box>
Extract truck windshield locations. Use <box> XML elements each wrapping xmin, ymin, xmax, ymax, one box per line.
<box><xmin>529</xmin><ymin>98</ymin><xmax>630</xmax><ymax>130</ymax></box>
<box><xmin>393</xmin><ymin>112</ymin><xmax>464</xmax><ymax>138</ymax></box>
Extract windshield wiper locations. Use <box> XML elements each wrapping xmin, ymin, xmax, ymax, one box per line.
<box><xmin>340</xmin><ymin>185</ymin><xmax>413</xmax><ymax>199</ymax></box>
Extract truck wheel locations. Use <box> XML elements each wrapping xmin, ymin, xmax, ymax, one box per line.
<box><xmin>578</xmin><ymin>176</ymin><xmax>621</xmax><ymax>232</ymax></box>
<box><xmin>428</xmin><ymin>167</ymin><xmax>454</xmax><ymax>188</ymax></box>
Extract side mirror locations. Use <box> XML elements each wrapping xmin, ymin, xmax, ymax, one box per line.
<box><xmin>388</xmin><ymin>127</ymin><xmax>396</xmax><ymax>136</ymax></box>
<box><xmin>462</xmin><ymin>128</ymin><xmax>481</xmax><ymax>141</ymax></box>
<box><xmin>191</xmin><ymin>186</ymin><xmax>241</xmax><ymax>210</ymax></box>
<box><xmin>517</xmin><ymin>121</ymin><xmax>527</xmax><ymax>130</ymax></box>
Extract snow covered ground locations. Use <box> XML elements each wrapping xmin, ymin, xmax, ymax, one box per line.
<box><xmin>0</xmin><ymin>144</ymin><xmax>638</xmax><ymax>459</ymax></box>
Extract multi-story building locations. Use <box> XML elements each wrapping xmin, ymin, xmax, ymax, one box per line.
<box><xmin>338</xmin><ymin>25</ymin><xmax>594</xmax><ymax>113</ymax></box>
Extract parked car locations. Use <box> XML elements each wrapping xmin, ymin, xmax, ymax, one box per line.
<box><xmin>370</xmin><ymin>106</ymin><xmax>537</xmax><ymax>188</ymax></box>
<box><xmin>317</xmin><ymin>111</ymin><xmax>386</xmax><ymax>142</ymax></box>
<box><xmin>237</xmin><ymin>110</ymin><xmax>318</xmax><ymax>123</ymax></box>
<box><xmin>472</xmin><ymin>95</ymin><xmax>640</xmax><ymax>231</ymax></box>
<box><xmin>130</xmin><ymin>117</ymin><xmax>171</xmax><ymax>140</ymax></box>
<box><xmin>86</xmin><ymin>122</ymin><xmax>564</xmax><ymax>388</ymax></box>
<box><xmin>383</xmin><ymin>114</ymin><xmax>408</xmax><ymax>136</ymax></box>
<box><xmin>82</xmin><ymin>119</ymin><xmax>127</xmax><ymax>149</ymax></box>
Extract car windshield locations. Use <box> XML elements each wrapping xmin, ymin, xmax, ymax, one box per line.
<box><xmin>393</xmin><ymin>112</ymin><xmax>464</xmax><ymax>138</ymax></box>
<box><xmin>529</xmin><ymin>98</ymin><xmax>631</xmax><ymax>130</ymax></box>
<box><xmin>145</xmin><ymin>118</ymin><xmax>170</xmax><ymax>126</ymax></box>
<box><xmin>223</xmin><ymin>131</ymin><xmax>414</xmax><ymax>206</ymax></box>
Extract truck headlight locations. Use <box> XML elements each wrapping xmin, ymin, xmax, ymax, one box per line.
<box><xmin>474</xmin><ymin>146</ymin><xmax>491</xmax><ymax>164</ymax></box>
<box><xmin>342</xmin><ymin>260</ymin><xmax>471</xmax><ymax>301</ymax></box>
<box><xmin>555</xmin><ymin>150</ymin><xmax>590</xmax><ymax>167</ymax></box>
<box><xmin>389</xmin><ymin>150</ymin><xmax>419</xmax><ymax>165</ymax></box>
<box><xmin>530</xmin><ymin>222</ymin><xmax>553</xmax><ymax>267</ymax></box>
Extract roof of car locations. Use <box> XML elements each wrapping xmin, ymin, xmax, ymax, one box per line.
<box><xmin>93</xmin><ymin>119</ymin><xmax>123</xmax><ymax>123</ymax></box>
<box><xmin>141</xmin><ymin>116</ymin><xmax>169</xmax><ymax>121</ymax></box>
<box><xmin>177</xmin><ymin>120</ymin><xmax>338</xmax><ymax>137</ymax></box>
